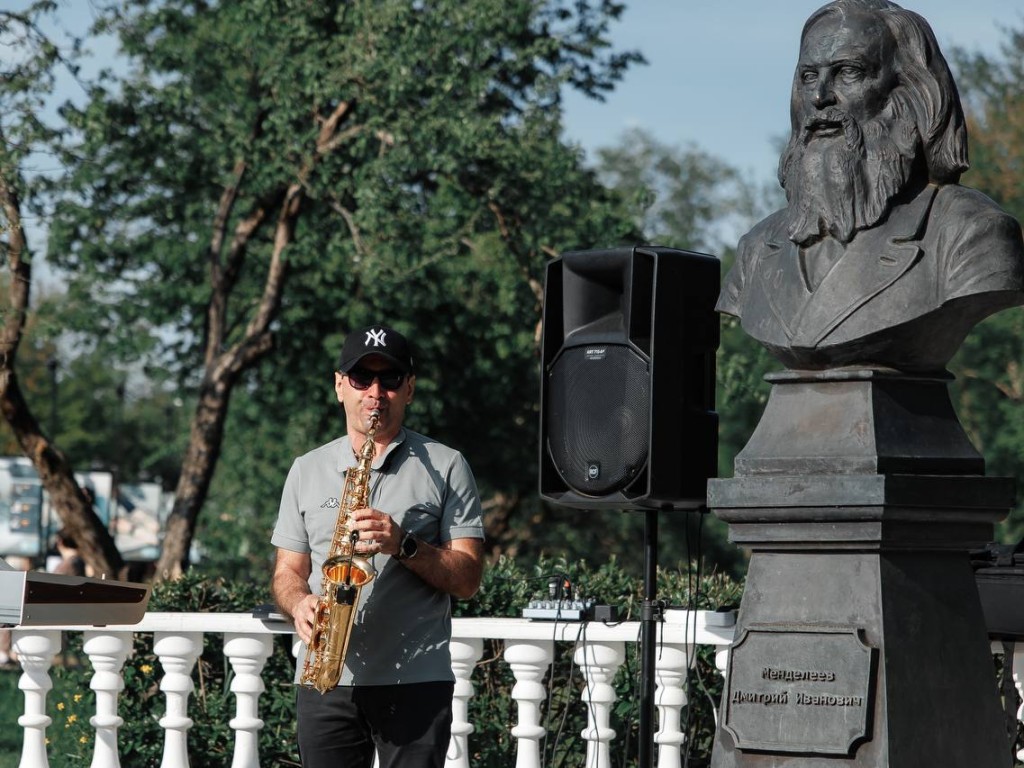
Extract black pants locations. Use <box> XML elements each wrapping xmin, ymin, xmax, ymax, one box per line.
<box><xmin>296</xmin><ymin>681</ymin><xmax>455</xmax><ymax>768</ymax></box>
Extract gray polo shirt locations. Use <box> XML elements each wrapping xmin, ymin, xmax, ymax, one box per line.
<box><xmin>272</xmin><ymin>427</ymin><xmax>484</xmax><ymax>685</ymax></box>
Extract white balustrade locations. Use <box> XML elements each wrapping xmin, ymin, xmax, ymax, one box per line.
<box><xmin>9</xmin><ymin>607</ymin><xmax>1024</xmax><ymax>768</ymax></box>
<box><xmin>224</xmin><ymin>633</ymin><xmax>274</xmax><ymax>768</ymax></box>
<box><xmin>82</xmin><ymin>629</ymin><xmax>132</xmax><ymax>768</ymax></box>
<box><xmin>575</xmin><ymin>638</ymin><xmax>625</xmax><ymax>768</ymax></box>
<box><xmin>653</xmin><ymin>641</ymin><xmax>692</xmax><ymax>768</ymax></box>
<box><xmin>452</xmin><ymin>614</ymin><xmax>736</xmax><ymax>768</ymax></box>
<box><xmin>13</xmin><ymin>629</ymin><xmax>60</xmax><ymax>768</ymax></box>
<box><xmin>992</xmin><ymin>640</ymin><xmax>1024</xmax><ymax>765</ymax></box>
<box><xmin>155</xmin><ymin>630</ymin><xmax>203</xmax><ymax>768</ymax></box>
<box><xmin>13</xmin><ymin>613</ymin><xmax>1022</xmax><ymax>767</ymax></box>
<box><xmin>447</xmin><ymin>636</ymin><xmax>484</xmax><ymax>768</ymax></box>
<box><xmin>1014</xmin><ymin>645</ymin><xmax>1024</xmax><ymax>765</ymax></box>
<box><xmin>504</xmin><ymin>639</ymin><xmax>554</xmax><ymax>768</ymax></box>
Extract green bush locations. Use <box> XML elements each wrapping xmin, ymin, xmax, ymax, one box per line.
<box><xmin>39</xmin><ymin>557</ymin><xmax>740</xmax><ymax>767</ymax></box>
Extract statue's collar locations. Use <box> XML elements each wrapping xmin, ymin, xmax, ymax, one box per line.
<box><xmin>761</xmin><ymin>184</ymin><xmax>940</xmax><ymax>348</ymax></box>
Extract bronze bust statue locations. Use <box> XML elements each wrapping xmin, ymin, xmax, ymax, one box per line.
<box><xmin>717</xmin><ymin>0</ymin><xmax>1024</xmax><ymax>373</ymax></box>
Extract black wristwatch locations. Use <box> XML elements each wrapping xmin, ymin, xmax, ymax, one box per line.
<box><xmin>397</xmin><ymin>531</ymin><xmax>419</xmax><ymax>561</ymax></box>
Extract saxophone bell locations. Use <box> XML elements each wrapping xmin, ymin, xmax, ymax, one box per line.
<box><xmin>323</xmin><ymin>553</ymin><xmax>375</xmax><ymax>587</ymax></box>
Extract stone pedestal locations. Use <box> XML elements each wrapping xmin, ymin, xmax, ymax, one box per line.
<box><xmin>709</xmin><ymin>370</ymin><xmax>1014</xmax><ymax>768</ymax></box>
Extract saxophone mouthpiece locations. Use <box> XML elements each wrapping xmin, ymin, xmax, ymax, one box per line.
<box><xmin>368</xmin><ymin>409</ymin><xmax>381</xmax><ymax>428</ymax></box>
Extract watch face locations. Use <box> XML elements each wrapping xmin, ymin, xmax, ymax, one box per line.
<box><xmin>402</xmin><ymin>534</ymin><xmax>417</xmax><ymax>559</ymax></box>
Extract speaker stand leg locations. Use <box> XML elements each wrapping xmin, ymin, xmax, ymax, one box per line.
<box><xmin>639</xmin><ymin>508</ymin><xmax>660</xmax><ymax>768</ymax></box>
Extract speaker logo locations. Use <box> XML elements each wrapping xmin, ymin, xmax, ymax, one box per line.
<box><xmin>584</xmin><ymin>347</ymin><xmax>607</xmax><ymax>361</ymax></box>
<box><xmin>587</xmin><ymin>462</ymin><xmax>601</xmax><ymax>481</ymax></box>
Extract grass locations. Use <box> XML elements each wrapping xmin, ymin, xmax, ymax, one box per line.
<box><xmin>0</xmin><ymin>666</ymin><xmax>22</xmax><ymax>767</ymax></box>
<box><xmin>0</xmin><ymin>661</ymin><xmax>98</xmax><ymax>768</ymax></box>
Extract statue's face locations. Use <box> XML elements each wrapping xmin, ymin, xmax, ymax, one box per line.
<box><xmin>795</xmin><ymin>11</ymin><xmax>898</xmax><ymax>136</ymax></box>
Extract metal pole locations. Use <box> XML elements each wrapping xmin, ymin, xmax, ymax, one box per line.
<box><xmin>638</xmin><ymin>508</ymin><xmax>660</xmax><ymax>768</ymax></box>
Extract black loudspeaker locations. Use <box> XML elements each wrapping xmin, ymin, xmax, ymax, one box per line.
<box><xmin>539</xmin><ymin>246</ymin><xmax>720</xmax><ymax>510</ymax></box>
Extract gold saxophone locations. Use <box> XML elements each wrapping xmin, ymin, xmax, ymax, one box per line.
<box><xmin>300</xmin><ymin>410</ymin><xmax>380</xmax><ymax>694</ymax></box>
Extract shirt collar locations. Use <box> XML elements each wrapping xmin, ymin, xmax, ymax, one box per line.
<box><xmin>338</xmin><ymin>427</ymin><xmax>407</xmax><ymax>472</ymax></box>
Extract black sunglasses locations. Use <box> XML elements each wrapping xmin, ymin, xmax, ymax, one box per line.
<box><xmin>345</xmin><ymin>368</ymin><xmax>407</xmax><ymax>392</ymax></box>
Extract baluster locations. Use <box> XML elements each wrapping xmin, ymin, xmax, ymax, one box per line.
<box><xmin>574</xmin><ymin>639</ymin><xmax>624</xmax><ymax>768</ymax></box>
<box><xmin>653</xmin><ymin>643</ymin><xmax>692</xmax><ymax>768</ymax></box>
<box><xmin>154</xmin><ymin>631</ymin><xmax>203</xmax><ymax>768</ymax></box>
<box><xmin>1015</xmin><ymin>645</ymin><xmax>1024</xmax><ymax>765</ymax></box>
<box><xmin>83</xmin><ymin>630</ymin><xmax>133</xmax><ymax>768</ymax></box>
<box><xmin>224</xmin><ymin>633</ymin><xmax>274</xmax><ymax>768</ymax></box>
<box><xmin>13</xmin><ymin>629</ymin><xmax>61</xmax><ymax>768</ymax></box>
<box><xmin>446</xmin><ymin>637</ymin><xmax>484</xmax><ymax>768</ymax></box>
<box><xmin>505</xmin><ymin>639</ymin><xmax>554</xmax><ymax>768</ymax></box>
<box><xmin>713</xmin><ymin>645</ymin><xmax>731</xmax><ymax>728</ymax></box>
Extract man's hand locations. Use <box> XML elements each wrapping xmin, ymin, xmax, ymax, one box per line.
<box><xmin>290</xmin><ymin>593</ymin><xmax>321</xmax><ymax>645</ymax></box>
<box><xmin>351</xmin><ymin>507</ymin><xmax>403</xmax><ymax>556</ymax></box>
<box><xmin>272</xmin><ymin>548</ymin><xmax>319</xmax><ymax>644</ymax></box>
<box><xmin>345</xmin><ymin>510</ymin><xmax>485</xmax><ymax>600</ymax></box>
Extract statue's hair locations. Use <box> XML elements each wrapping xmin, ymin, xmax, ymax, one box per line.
<box><xmin>788</xmin><ymin>0</ymin><xmax>968</xmax><ymax>184</ymax></box>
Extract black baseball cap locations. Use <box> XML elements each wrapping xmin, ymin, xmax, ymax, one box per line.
<box><xmin>338</xmin><ymin>325</ymin><xmax>415</xmax><ymax>375</ymax></box>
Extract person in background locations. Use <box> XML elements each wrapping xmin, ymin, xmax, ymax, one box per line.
<box><xmin>50</xmin><ymin>528</ymin><xmax>87</xmax><ymax>577</ymax></box>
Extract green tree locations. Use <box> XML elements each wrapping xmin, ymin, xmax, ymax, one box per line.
<box><xmin>580</xmin><ymin>128</ymin><xmax>781</xmax><ymax>576</ymax></box>
<box><xmin>0</xmin><ymin>4</ymin><xmax>124</xmax><ymax>575</ymax></box>
<box><xmin>594</xmin><ymin>128</ymin><xmax>783</xmax><ymax>477</ymax></box>
<box><xmin>44</xmin><ymin>0</ymin><xmax>643</xmax><ymax>577</ymax></box>
<box><xmin>595</xmin><ymin>127</ymin><xmax>766</xmax><ymax>255</ymax></box>
<box><xmin>951</xmin><ymin>33</ymin><xmax>1024</xmax><ymax>542</ymax></box>
<box><xmin>0</xmin><ymin>283</ymin><xmax>189</xmax><ymax>502</ymax></box>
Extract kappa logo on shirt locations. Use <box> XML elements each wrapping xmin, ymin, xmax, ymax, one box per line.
<box><xmin>321</xmin><ymin>497</ymin><xmax>340</xmax><ymax>509</ymax></box>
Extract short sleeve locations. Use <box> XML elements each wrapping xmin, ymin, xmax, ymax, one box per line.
<box><xmin>439</xmin><ymin>452</ymin><xmax>484</xmax><ymax>543</ymax></box>
<box><xmin>271</xmin><ymin>460</ymin><xmax>311</xmax><ymax>553</ymax></box>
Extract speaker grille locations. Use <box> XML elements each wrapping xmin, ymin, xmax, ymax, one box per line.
<box><xmin>546</xmin><ymin>344</ymin><xmax>650</xmax><ymax>496</ymax></box>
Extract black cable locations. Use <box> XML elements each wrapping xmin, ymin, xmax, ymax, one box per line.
<box><xmin>475</xmin><ymin>569</ymin><xmax>575</xmax><ymax>768</ymax></box>
<box><xmin>684</xmin><ymin>507</ymin><xmax>724</xmax><ymax>765</ymax></box>
<box><xmin>681</xmin><ymin>511</ymin><xmax>696</xmax><ymax>768</ymax></box>
<box><xmin>682</xmin><ymin>506</ymin><xmax>707</xmax><ymax>768</ymax></box>
<box><xmin>549</xmin><ymin>622</ymin><xmax>587</xmax><ymax>768</ymax></box>
<box><xmin>618</xmin><ymin>624</ymin><xmax>640</xmax><ymax>768</ymax></box>
<box><xmin>538</xmin><ymin>615</ymin><xmax>560</xmax><ymax>768</ymax></box>
<box><xmin>539</xmin><ymin>594</ymin><xmax>576</xmax><ymax>768</ymax></box>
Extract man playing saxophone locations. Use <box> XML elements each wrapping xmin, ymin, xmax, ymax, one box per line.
<box><xmin>271</xmin><ymin>324</ymin><xmax>485</xmax><ymax>768</ymax></box>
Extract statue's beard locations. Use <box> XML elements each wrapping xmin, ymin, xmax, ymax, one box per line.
<box><xmin>780</xmin><ymin>99</ymin><xmax>920</xmax><ymax>246</ymax></box>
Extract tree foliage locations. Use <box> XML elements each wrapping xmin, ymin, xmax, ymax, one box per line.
<box><xmin>594</xmin><ymin>127</ymin><xmax>768</xmax><ymax>255</ymax></box>
<box><xmin>0</xmin><ymin>3</ymin><xmax>124</xmax><ymax>576</ymax></box>
<box><xmin>41</xmin><ymin>0</ymin><xmax>643</xmax><ymax>577</ymax></box>
<box><xmin>951</xmin><ymin>33</ymin><xmax>1024</xmax><ymax>542</ymax></box>
<box><xmin>594</xmin><ymin>127</ymin><xmax>781</xmax><ymax>479</ymax></box>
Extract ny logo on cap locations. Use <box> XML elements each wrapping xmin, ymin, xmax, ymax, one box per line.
<box><xmin>364</xmin><ymin>328</ymin><xmax>387</xmax><ymax>348</ymax></box>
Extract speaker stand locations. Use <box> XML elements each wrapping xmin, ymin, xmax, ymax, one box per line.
<box><xmin>638</xmin><ymin>508</ymin><xmax>660</xmax><ymax>768</ymax></box>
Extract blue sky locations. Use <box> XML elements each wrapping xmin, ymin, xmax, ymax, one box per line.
<box><xmin>561</xmin><ymin>1</ymin><xmax>1024</xmax><ymax>187</ymax></box>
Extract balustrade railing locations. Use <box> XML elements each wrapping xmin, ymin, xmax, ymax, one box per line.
<box><xmin>7</xmin><ymin>610</ymin><xmax>734</xmax><ymax>768</ymax></box>
<box><xmin>8</xmin><ymin>613</ymin><xmax>1023</xmax><ymax>767</ymax></box>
